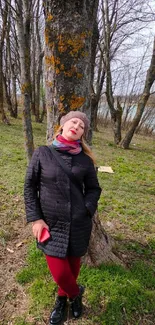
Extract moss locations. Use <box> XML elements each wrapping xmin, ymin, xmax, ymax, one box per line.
<box><xmin>55</xmin><ymin>68</ymin><xmax>60</xmax><ymax>74</ymax></box>
<box><xmin>77</xmin><ymin>73</ymin><xmax>83</xmax><ymax>79</ymax></box>
<box><xmin>57</xmin><ymin>32</ymin><xmax>88</xmax><ymax>56</ymax></box>
<box><xmin>45</xmin><ymin>29</ymin><xmax>49</xmax><ymax>45</ymax></box>
<box><xmin>68</xmin><ymin>36</ymin><xmax>85</xmax><ymax>56</ymax></box>
<box><xmin>46</xmin><ymin>13</ymin><xmax>53</xmax><ymax>22</ymax></box>
<box><xmin>63</xmin><ymin>65</ymin><xmax>77</xmax><ymax>78</ymax></box>
<box><xmin>60</xmin><ymin>95</ymin><xmax>65</xmax><ymax>101</ymax></box>
<box><xmin>60</xmin><ymin>64</ymin><xmax>64</xmax><ymax>70</ymax></box>
<box><xmin>69</xmin><ymin>95</ymin><xmax>85</xmax><ymax>109</ymax></box>
<box><xmin>58</xmin><ymin>102</ymin><xmax>64</xmax><ymax>112</ymax></box>
<box><xmin>81</xmin><ymin>50</ymin><xmax>89</xmax><ymax>57</ymax></box>
<box><xmin>45</xmin><ymin>55</ymin><xmax>60</xmax><ymax>67</ymax></box>
<box><xmin>46</xmin><ymin>81</ymin><xmax>53</xmax><ymax>87</ymax></box>
<box><xmin>57</xmin><ymin>35</ymin><xmax>67</xmax><ymax>53</ymax></box>
<box><xmin>21</xmin><ymin>83</ymin><xmax>31</xmax><ymax>94</ymax></box>
<box><xmin>54</xmin><ymin>124</ymin><xmax>60</xmax><ymax>133</ymax></box>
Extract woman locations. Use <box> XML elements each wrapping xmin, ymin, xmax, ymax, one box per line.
<box><xmin>24</xmin><ymin>111</ymin><xmax>101</xmax><ymax>324</ymax></box>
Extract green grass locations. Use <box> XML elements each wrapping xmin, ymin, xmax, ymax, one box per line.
<box><xmin>1</xmin><ymin>117</ymin><xmax>155</xmax><ymax>324</ymax></box>
<box><xmin>13</xmin><ymin>319</ymin><xmax>32</xmax><ymax>325</ymax></box>
<box><xmin>0</xmin><ymin>116</ymin><xmax>46</xmax><ymax>195</ymax></box>
<box><xmin>94</xmin><ymin>130</ymin><xmax>155</xmax><ymax>241</ymax></box>
<box><xmin>16</xmin><ymin>243</ymin><xmax>155</xmax><ymax>324</ymax></box>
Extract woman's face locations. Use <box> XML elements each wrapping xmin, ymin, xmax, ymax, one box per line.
<box><xmin>61</xmin><ymin>118</ymin><xmax>85</xmax><ymax>141</ymax></box>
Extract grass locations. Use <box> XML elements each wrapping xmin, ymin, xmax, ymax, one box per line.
<box><xmin>16</xmin><ymin>243</ymin><xmax>155</xmax><ymax>324</ymax></box>
<box><xmin>95</xmin><ymin>130</ymin><xmax>155</xmax><ymax>241</ymax></box>
<box><xmin>1</xmin><ymin>117</ymin><xmax>155</xmax><ymax>324</ymax></box>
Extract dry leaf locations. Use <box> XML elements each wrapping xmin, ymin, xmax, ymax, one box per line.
<box><xmin>6</xmin><ymin>247</ymin><xmax>14</xmax><ymax>253</ymax></box>
<box><xmin>98</xmin><ymin>166</ymin><xmax>114</xmax><ymax>173</ymax></box>
<box><xmin>16</xmin><ymin>242</ymin><xmax>23</xmax><ymax>248</ymax></box>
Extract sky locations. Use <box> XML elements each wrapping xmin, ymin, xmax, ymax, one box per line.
<box><xmin>110</xmin><ymin>0</ymin><xmax>155</xmax><ymax>96</ymax></box>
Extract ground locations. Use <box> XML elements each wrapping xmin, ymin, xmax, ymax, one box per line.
<box><xmin>0</xmin><ymin>119</ymin><xmax>155</xmax><ymax>325</ymax></box>
<box><xmin>0</xmin><ymin>194</ymin><xmax>30</xmax><ymax>324</ymax></box>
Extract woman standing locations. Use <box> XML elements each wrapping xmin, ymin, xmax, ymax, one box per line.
<box><xmin>24</xmin><ymin>111</ymin><xmax>101</xmax><ymax>324</ymax></box>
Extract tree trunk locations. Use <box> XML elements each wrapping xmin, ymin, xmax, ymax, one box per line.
<box><xmin>39</xmin><ymin>96</ymin><xmax>46</xmax><ymax>123</ymax></box>
<box><xmin>105</xmin><ymin>49</ymin><xmax>122</xmax><ymax>144</ymax></box>
<box><xmin>16</xmin><ymin>0</ymin><xmax>34</xmax><ymax>162</ymax></box>
<box><xmin>31</xmin><ymin>30</ymin><xmax>36</xmax><ymax>117</ymax></box>
<box><xmin>0</xmin><ymin>1</ymin><xmax>10</xmax><ymax>124</ymax></box>
<box><xmin>35</xmin><ymin>0</ymin><xmax>44</xmax><ymax>123</ymax></box>
<box><xmin>90</xmin><ymin>26</ymin><xmax>106</xmax><ymax>132</ymax></box>
<box><xmin>102</xmin><ymin>0</ymin><xmax>122</xmax><ymax>144</ymax></box>
<box><xmin>11</xmin><ymin>64</ymin><xmax>18</xmax><ymax>118</ymax></box>
<box><xmin>44</xmin><ymin>0</ymin><xmax>122</xmax><ymax>266</ymax></box>
<box><xmin>6</xmin><ymin>4</ymin><xmax>18</xmax><ymax>118</ymax></box>
<box><xmin>44</xmin><ymin>0</ymin><xmax>99</xmax><ymax>141</ymax></box>
<box><xmin>39</xmin><ymin>74</ymin><xmax>46</xmax><ymax>123</ymax></box>
<box><xmin>91</xmin><ymin>96</ymin><xmax>99</xmax><ymax>131</ymax></box>
<box><xmin>0</xmin><ymin>52</ymin><xmax>8</xmax><ymax>123</ymax></box>
<box><xmin>2</xmin><ymin>72</ymin><xmax>14</xmax><ymax>117</ymax></box>
<box><xmin>121</xmin><ymin>37</ymin><xmax>155</xmax><ymax>149</ymax></box>
<box><xmin>35</xmin><ymin>51</ymin><xmax>44</xmax><ymax>122</ymax></box>
<box><xmin>90</xmin><ymin>21</ymin><xmax>99</xmax><ymax>133</ymax></box>
<box><xmin>83</xmin><ymin>213</ymin><xmax>123</xmax><ymax>266</ymax></box>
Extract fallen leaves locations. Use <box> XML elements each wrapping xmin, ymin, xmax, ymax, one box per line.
<box><xmin>6</xmin><ymin>240</ymin><xmax>26</xmax><ymax>253</ymax></box>
<box><xmin>98</xmin><ymin>166</ymin><xmax>114</xmax><ymax>173</ymax></box>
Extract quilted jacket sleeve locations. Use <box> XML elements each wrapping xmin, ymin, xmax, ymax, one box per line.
<box><xmin>24</xmin><ymin>147</ymin><xmax>43</xmax><ymax>223</ymax></box>
<box><xmin>84</xmin><ymin>159</ymin><xmax>102</xmax><ymax>217</ymax></box>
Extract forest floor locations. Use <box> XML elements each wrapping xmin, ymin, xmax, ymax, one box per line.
<box><xmin>0</xmin><ymin>117</ymin><xmax>155</xmax><ymax>325</ymax></box>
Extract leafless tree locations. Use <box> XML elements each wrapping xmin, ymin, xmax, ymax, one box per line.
<box><xmin>98</xmin><ymin>0</ymin><xmax>155</xmax><ymax>144</ymax></box>
<box><xmin>30</xmin><ymin>0</ymin><xmax>44</xmax><ymax>122</ymax></box>
<box><xmin>121</xmin><ymin>36</ymin><xmax>155</xmax><ymax>148</ymax></box>
<box><xmin>0</xmin><ymin>0</ymin><xmax>10</xmax><ymax>124</ymax></box>
<box><xmin>14</xmin><ymin>0</ymin><xmax>34</xmax><ymax>161</ymax></box>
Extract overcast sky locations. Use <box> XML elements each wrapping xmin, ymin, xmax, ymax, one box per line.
<box><xmin>110</xmin><ymin>0</ymin><xmax>155</xmax><ymax>96</ymax></box>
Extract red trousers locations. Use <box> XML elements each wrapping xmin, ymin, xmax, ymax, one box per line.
<box><xmin>46</xmin><ymin>255</ymin><xmax>81</xmax><ymax>298</ymax></box>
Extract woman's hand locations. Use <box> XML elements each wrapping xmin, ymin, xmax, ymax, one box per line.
<box><xmin>32</xmin><ymin>219</ymin><xmax>49</xmax><ymax>241</ymax></box>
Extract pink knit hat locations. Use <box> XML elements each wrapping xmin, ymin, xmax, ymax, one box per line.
<box><xmin>60</xmin><ymin>111</ymin><xmax>90</xmax><ymax>136</ymax></box>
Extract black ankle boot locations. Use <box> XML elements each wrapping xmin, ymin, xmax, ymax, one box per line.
<box><xmin>49</xmin><ymin>296</ymin><xmax>67</xmax><ymax>324</ymax></box>
<box><xmin>70</xmin><ymin>285</ymin><xmax>85</xmax><ymax>319</ymax></box>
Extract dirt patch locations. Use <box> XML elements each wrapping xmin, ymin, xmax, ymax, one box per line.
<box><xmin>0</xmin><ymin>194</ymin><xmax>32</xmax><ymax>324</ymax></box>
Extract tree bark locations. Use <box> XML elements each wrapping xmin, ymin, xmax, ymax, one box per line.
<box><xmin>91</xmin><ymin>96</ymin><xmax>99</xmax><ymax>131</ymax></box>
<box><xmin>44</xmin><ymin>0</ymin><xmax>122</xmax><ymax>266</ymax></box>
<box><xmin>2</xmin><ymin>72</ymin><xmax>15</xmax><ymax>117</ymax></box>
<box><xmin>83</xmin><ymin>213</ymin><xmax>123</xmax><ymax>266</ymax></box>
<box><xmin>16</xmin><ymin>0</ymin><xmax>34</xmax><ymax>162</ymax></box>
<box><xmin>121</xmin><ymin>37</ymin><xmax>155</xmax><ymax>149</ymax></box>
<box><xmin>44</xmin><ymin>0</ymin><xmax>99</xmax><ymax>141</ymax></box>
<box><xmin>31</xmin><ymin>20</ymin><xmax>36</xmax><ymax>117</ymax></box>
<box><xmin>0</xmin><ymin>0</ymin><xmax>10</xmax><ymax>124</ymax></box>
<box><xmin>5</xmin><ymin>1</ymin><xmax>18</xmax><ymax>118</ymax></box>
<box><xmin>90</xmin><ymin>22</ymin><xmax>106</xmax><ymax>132</ymax></box>
<box><xmin>11</xmin><ymin>64</ymin><xmax>18</xmax><ymax>118</ymax></box>
<box><xmin>103</xmin><ymin>0</ymin><xmax>122</xmax><ymax>144</ymax></box>
<box><xmin>35</xmin><ymin>0</ymin><xmax>44</xmax><ymax>123</ymax></box>
<box><xmin>91</xmin><ymin>70</ymin><xmax>105</xmax><ymax>131</ymax></box>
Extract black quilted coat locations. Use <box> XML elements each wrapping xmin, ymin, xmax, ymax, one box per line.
<box><xmin>24</xmin><ymin>146</ymin><xmax>101</xmax><ymax>258</ymax></box>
